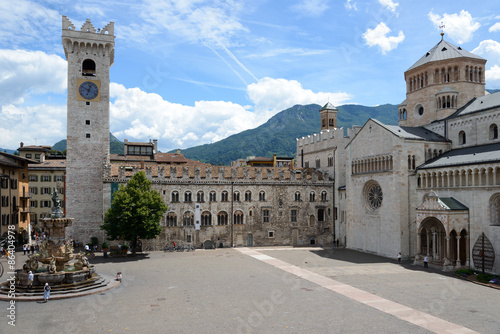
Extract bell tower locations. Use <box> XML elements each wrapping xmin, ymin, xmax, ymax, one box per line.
<box><xmin>320</xmin><ymin>102</ymin><xmax>338</xmax><ymax>130</ymax></box>
<box><xmin>62</xmin><ymin>16</ymin><xmax>115</xmax><ymax>241</ymax></box>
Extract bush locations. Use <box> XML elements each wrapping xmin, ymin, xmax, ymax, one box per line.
<box><xmin>455</xmin><ymin>269</ymin><xmax>475</xmax><ymax>277</ymax></box>
<box><xmin>91</xmin><ymin>237</ymin><xmax>98</xmax><ymax>246</ymax></box>
<box><xmin>102</xmin><ymin>242</ymin><xmax>109</xmax><ymax>250</ymax></box>
<box><xmin>476</xmin><ymin>273</ymin><xmax>495</xmax><ymax>283</ymax></box>
<box><xmin>121</xmin><ymin>244</ymin><xmax>129</xmax><ymax>251</ymax></box>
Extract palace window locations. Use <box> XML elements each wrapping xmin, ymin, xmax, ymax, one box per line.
<box><xmin>259</xmin><ymin>191</ymin><xmax>266</xmax><ymax>201</ymax></box>
<box><xmin>291</xmin><ymin>209</ymin><xmax>297</xmax><ymax>222</ymax></box>
<box><xmin>234</xmin><ymin>211</ymin><xmax>244</xmax><ymax>224</ymax></box>
<box><xmin>459</xmin><ymin>131</ymin><xmax>466</xmax><ymax>145</ymax></box>
<box><xmin>233</xmin><ymin>191</ymin><xmax>240</xmax><ymax>202</ymax></box>
<box><xmin>245</xmin><ymin>191</ymin><xmax>252</xmax><ymax>201</ymax></box>
<box><xmin>197</xmin><ymin>191</ymin><xmax>204</xmax><ymax>203</ymax></box>
<box><xmin>166</xmin><ymin>212</ymin><xmax>177</xmax><ymax>226</ymax></box>
<box><xmin>182</xmin><ymin>212</ymin><xmax>194</xmax><ymax>226</ymax></box>
<box><xmin>201</xmin><ymin>211</ymin><xmax>212</xmax><ymax>226</ymax></box>
<box><xmin>490</xmin><ymin>194</ymin><xmax>500</xmax><ymax>226</ymax></box>
<box><xmin>294</xmin><ymin>192</ymin><xmax>301</xmax><ymax>201</ymax></box>
<box><xmin>309</xmin><ymin>192</ymin><xmax>315</xmax><ymax>202</ymax></box>
<box><xmin>364</xmin><ymin>181</ymin><xmax>383</xmax><ymax>211</ymax></box>
<box><xmin>263</xmin><ymin>209</ymin><xmax>270</xmax><ymax>223</ymax></box>
<box><xmin>184</xmin><ymin>191</ymin><xmax>192</xmax><ymax>202</ymax></box>
<box><xmin>490</xmin><ymin>124</ymin><xmax>498</xmax><ymax>140</ymax></box>
<box><xmin>171</xmin><ymin>191</ymin><xmax>179</xmax><ymax>202</ymax></box>
<box><xmin>321</xmin><ymin>191</ymin><xmax>327</xmax><ymax>202</ymax></box>
<box><xmin>221</xmin><ymin>191</ymin><xmax>229</xmax><ymax>202</ymax></box>
<box><xmin>217</xmin><ymin>212</ymin><xmax>228</xmax><ymax>225</ymax></box>
<box><xmin>209</xmin><ymin>191</ymin><xmax>216</xmax><ymax>202</ymax></box>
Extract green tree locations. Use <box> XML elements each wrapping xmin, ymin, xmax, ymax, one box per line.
<box><xmin>101</xmin><ymin>171</ymin><xmax>167</xmax><ymax>255</ymax></box>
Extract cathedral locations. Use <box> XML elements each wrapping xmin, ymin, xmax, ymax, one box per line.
<box><xmin>298</xmin><ymin>33</ymin><xmax>500</xmax><ymax>273</ymax></box>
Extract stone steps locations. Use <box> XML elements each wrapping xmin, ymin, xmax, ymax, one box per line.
<box><xmin>0</xmin><ymin>274</ymin><xmax>112</xmax><ymax>297</ymax></box>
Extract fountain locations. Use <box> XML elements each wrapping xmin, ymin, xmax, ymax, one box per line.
<box><xmin>0</xmin><ymin>188</ymin><xmax>114</xmax><ymax>300</ymax></box>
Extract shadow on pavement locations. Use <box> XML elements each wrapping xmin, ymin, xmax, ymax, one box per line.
<box><xmin>88</xmin><ymin>252</ymin><xmax>150</xmax><ymax>264</ymax></box>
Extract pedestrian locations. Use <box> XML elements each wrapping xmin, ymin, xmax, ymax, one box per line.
<box><xmin>423</xmin><ymin>256</ymin><xmax>429</xmax><ymax>268</ymax></box>
<box><xmin>116</xmin><ymin>272</ymin><xmax>122</xmax><ymax>281</ymax></box>
<box><xmin>27</xmin><ymin>271</ymin><xmax>34</xmax><ymax>289</ymax></box>
<box><xmin>397</xmin><ymin>252</ymin><xmax>402</xmax><ymax>264</ymax></box>
<box><xmin>23</xmin><ymin>244</ymin><xmax>27</xmax><ymax>255</ymax></box>
<box><xmin>30</xmin><ymin>245</ymin><xmax>35</xmax><ymax>254</ymax></box>
<box><xmin>43</xmin><ymin>283</ymin><xmax>51</xmax><ymax>302</ymax></box>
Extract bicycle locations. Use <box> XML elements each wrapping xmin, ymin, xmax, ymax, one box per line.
<box><xmin>0</xmin><ymin>262</ymin><xmax>4</xmax><ymax>278</ymax></box>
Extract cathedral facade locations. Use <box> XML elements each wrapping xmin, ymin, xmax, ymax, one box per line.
<box><xmin>299</xmin><ymin>35</ymin><xmax>500</xmax><ymax>274</ymax></box>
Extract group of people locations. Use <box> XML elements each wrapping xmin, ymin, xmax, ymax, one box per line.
<box><xmin>26</xmin><ymin>271</ymin><xmax>50</xmax><ymax>302</ymax></box>
<box><xmin>23</xmin><ymin>244</ymin><xmax>39</xmax><ymax>255</ymax></box>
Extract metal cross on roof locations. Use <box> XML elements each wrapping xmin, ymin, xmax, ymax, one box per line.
<box><xmin>439</xmin><ymin>22</ymin><xmax>445</xmax><ymax>39</ymax></box>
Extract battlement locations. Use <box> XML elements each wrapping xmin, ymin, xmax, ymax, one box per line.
<box><xmin>62</xmin><ymin>16</ymin><xmax>115</xmax><ymax>64</ymax></box>
<box><xmin>296</xmin><ymin>126</ymin><xmax>361</xmax><ymax>147</ymax></box>
<box><xmin>104</xmin><ymin>164</ymin><xmax>330</xmax><ymax>184</ymax></box>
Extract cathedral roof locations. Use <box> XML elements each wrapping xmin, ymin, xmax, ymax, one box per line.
<box><xmin>417</xmin><ymin>142</ymin><xmax>500</xmax><ymax>170</ymax></box>
<box><xmin>448</xmin><ymin>91</ymin><xmax>500</xmax><ymax>118</ymax></box>
<box><xmin>438</xmin><ymin>197</ymin><xmax>468</xmax><ymax>211</ymax></box>
<box><xmin>407</xmin><ymin>38</ymin><xmax>484</xmax><ymax>72</ymax></box>
<box><xmin>371</xmin><ymin>119</ymin><xmax>448</xmax><ymax>142</ymax></box>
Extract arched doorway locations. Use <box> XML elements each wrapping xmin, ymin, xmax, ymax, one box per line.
<box><xmin>459</xmin><ymin>229</ymin><xmax>467</xmax><ymax>265</ymax></box>
<box><xmin>418</xmin><ymin>218</ymin><xmax>446</xmax><ymax>261</ymax></box>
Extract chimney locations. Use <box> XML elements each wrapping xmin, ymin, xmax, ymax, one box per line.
<box><xmin>124</xmin><ymin>139</ymin><xmax>128</xmax><ymax>156</ymax></box>
<box><xmin>20</xmin><ymin>142</ymin><xmax>24</xmax><ymax>148</ymax></box>
<box><xmin>153</xmin><ymin>139</ymin><xmax>158</xmax><ymax>154</ymax></box>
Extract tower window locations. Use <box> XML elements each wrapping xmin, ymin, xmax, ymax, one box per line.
<box><xmin>490</xmin><ymin>124</ymin><xmax>498</xmax><ymax>140</ymax></box>
<box><xmin>86</xmin><ymin>101</ymin><xmax>90</xmax><ymax>106</ymax></box>
<box><xmin>459</xmin><ymin>131</ymin><xmax>466</xmax><ymax>145</ymax></box>
<box><xmin>82</xmin><ymin>59</ymin><xmax>96</xmax><ymax>76</ymax></box>
<box><xmin>85</xmin><ymin>120</ymin><xmax>90</xmax><ymax>125</ymax></box>
<box><xmin>86</xmin><ymin>133</ymin><xmax>91</xmax><ymax>138</ymax></box>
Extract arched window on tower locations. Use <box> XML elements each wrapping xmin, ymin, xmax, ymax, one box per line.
<box><xmin>490</xmin><ymin>124</ymin><xmax>498</xmax><ymax>140</ymax></box>
<box><xmin>82</xmin><ymin>59</ymin><xmax>96</xmax><ymax>76</ymax></box>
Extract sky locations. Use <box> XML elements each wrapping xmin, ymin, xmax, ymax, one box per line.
<box><xmin>1</xmin><ymin>0</ymin><xmax>500</xmax><ymax>153</ymax></box>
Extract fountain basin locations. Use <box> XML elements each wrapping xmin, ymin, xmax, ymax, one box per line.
<box><xmin>37</xmin><ymin>273</ymin><xmax>66</xmax><ymax>285</ymax></box>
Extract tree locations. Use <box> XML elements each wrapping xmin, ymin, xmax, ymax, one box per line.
<box><xmin>101</xmin><ymin>171</ymin><xmax>167</xmax><ymax>255</ymax></box>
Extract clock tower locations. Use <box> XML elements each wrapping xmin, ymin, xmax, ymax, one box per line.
<box><xmin>62</xmin><ymin>16</ymin><xmax>115</xmax><ymax>241</ymax></box>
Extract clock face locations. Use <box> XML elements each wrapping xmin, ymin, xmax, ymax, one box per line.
<box><xmin>79</xmin><ymin>81</ymin><xmax>99</xmax><ymax>100</ymax></box>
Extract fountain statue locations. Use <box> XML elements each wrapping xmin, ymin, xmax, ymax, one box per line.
<box><xmin>15</xmin><ymin>188</ymin><xmax>94</xmax><ymax>286</ymax></box>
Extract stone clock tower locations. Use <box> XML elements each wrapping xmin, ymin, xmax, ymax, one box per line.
<box><xmin>62</xmin><ymin>16</ymin><xmax>115</xmax><ymax>242</ymax></box>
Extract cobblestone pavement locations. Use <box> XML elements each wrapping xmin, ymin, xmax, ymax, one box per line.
<box><xmin>0</xmin><ymin>247</ymin><xmax>498</xmax><ymax>334</ymax></box>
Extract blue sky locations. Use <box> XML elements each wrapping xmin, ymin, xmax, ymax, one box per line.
<box><xmin>1</xmin><ymin>0</ymin><xmax>500</xmax><ymax>153</ymax></box>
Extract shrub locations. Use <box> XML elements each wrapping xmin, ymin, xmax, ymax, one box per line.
<box><xmin>455</xmin><ymin>269</ymin><xmax>474</xmax><ymax>277</ymax></box>
<box><xmin>91</xmin><ymin>237</ymin><xmax>98</xmax><ymax>246</ymax></box>
<box><xmin>102</xmin><ymin>242</ymin><xmax>109</xmax><ymax>250</ymax></box>
<box><xmin>476</xmin><ymin>273</ymin><xmax>495</xmax><ymax>283</ymax></box>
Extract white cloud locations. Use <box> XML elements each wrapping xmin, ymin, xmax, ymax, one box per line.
<box><xmin>108</xmin><ymin>78</ymin><xmax>351</xmax><ymax>152</ymax></box>
<box><xmin>290</xmin><ymin>0</ymin><xmax>329</xmax><ymax>17</ymax></box>
<box><xmin>345</xmin><ymin>0</ymin><xmax>358</xmax><ymax>11</ymax></box>
<box><xmin>490</xmin><ymin>22</ymin><xmax>500</xmax><ymax>33</ymax></box>
<box><xmin>0</xmin><ymin>104</ymin><xmax>66</xmax><ymax>149</ymax></box>
<box><xmin>0</xmin><ymin>49</ymin><xmax>67</xmax><ymax>107</ymax></box>
<box><xmin>247</xmin><ymin>77</ymin><xmax>351</xmax><ymax>116</ymax></box>
<box><xmin>472</xmin><ymin>40</ymin><xmax>500</xmax><ymax>85</ymax></box>
<box><xmin>428</xmin><ymin>10</ymin><xmax>480</xmax><ymax>44</ymax></box>
<box><xmin>486</xmin><ymin>65</ymin><xmax>500</xmax><ymax>82</ymax></box>
<box><xmin>362</xmin><ymin>22</ymin><xmax>405</xmax><ymax>54</ymax></box>
<box><xmin>379</xmin><ymin>0</ymin><xmax>398</xmax><ymax>12</ymax></box>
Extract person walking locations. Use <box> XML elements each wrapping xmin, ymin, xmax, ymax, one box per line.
<box><xmin>397</xmin><ymin>252</ymin><xmax>402</xmax><ymax>264</ymax></box>
<box><xmin>43</xmin><ymin>283</ymin><xmax>51</xmax><ymax>302</ymax></box>
<box><xmin>23</xmin><ymin>244</ymin><xmax>27</xmax><ymax>255</ymax></box>
<box><xmin>27</xmin><ymin>271</ymin><xmax>34</xmax><ymax>289</ymax></box>
<box><xmin>423</xmin><ymin>256</ymin><xmax>429</xmax><ymax>268</ymax></box>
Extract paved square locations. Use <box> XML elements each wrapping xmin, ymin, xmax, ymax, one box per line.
<box><xmin>0</xmin><ymin>248</ymin><xmax>498</xmax><ymax>334</ymax></box>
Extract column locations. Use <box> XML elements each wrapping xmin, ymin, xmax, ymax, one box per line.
<box><xmin>426</xmin><ymin>231</ymin><xmax>431</xmax><ymax>256</ymax></box>
<box><xmin>456</xmin><ymin>235</ymin><xmax>461</xmax><ymax>266</ymax></box>
<box><xmin>416</xmin><ymin>231</ymin><xmax>421</xmax><ymax>255</ymax></box>
<box><xmin>444</xmin><ymin>236</ymin><xmax>451</xmax><ymax>265</ymax></box>
<box><xmin>465</xmin><ymin>234</ymin><xmax>470</xmax><ymax>266</ymax></box>
<box><xmin>433</xmin><ymin>232</ymin><xmax>437</xmax><ymax>259</ymax></box>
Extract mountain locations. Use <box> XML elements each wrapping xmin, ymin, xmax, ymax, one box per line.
<box><xmin>0</xmin><ymin>148</ymin><xmax>17</xmax><ymax>154</ymax></box>
<box><xmin>52</xmin><ymin>133</ymin><xmax>124</xmax><ymax>154</ymax></box>
<box><xmin>176</xmin><ymin>103</ymin><xmax>398</xmax><ymax>166</ymax></box>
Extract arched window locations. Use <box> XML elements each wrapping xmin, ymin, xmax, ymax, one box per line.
<box><xmin>490</xmin><ymin>194</ymin><xmax>500</xmax><ymax>226</ymax></box>
<box><xmin>294</xmin><ymin>192</ymin><xmax>301</xmax><ymax>201</ymax></box>
<box><xmin>459</xmin><ymin>131</ymin><xmax>466</xmax><ymax>145</ymax></box>
<box><xmin>490</xmin><ymin>124</ymin><xmax>498</xmax><ymax>140</ymax></box>
<box><xmin>217</xmin><ymin>211</ymin><xmax>228</xmax><ymax>225</ymax></box>
<box><xmin>209</xmin><ymin>191</ymin><xmax>216</xmax><ymax>202</ymax></box>
<box><xmin>166</xmin><ymin>212</ymin><xmax>177</xmax><ymax>226</ymax></box>
<box><xmin>245</xmin><ymin>191</ymin><xmax>252</xmax><ymax>201</ymax></box>
<box><xmin>183</xmin><ymin>211</ymin><xmax>194</xmax><ymax>226</ymax></box>
<box><xmin>321</xmin><ymin>191</ymin><xmax>327</xmax><ymax>202</ymax></box>
<box><xmin>309</xmin><ymin>192</ymin><xmax>315</xmax><ymax>202</ymax></box>
<box><xmin>201</xmin><ymin>211</ymin><xmax>211</xmax><ymax>226</ymax></box>
<box><xmin>233</xmin><ymin>191</ymin><xmax>240</xmax><ymax>202</ymax></box>
<box><xmin>82</xmin><ymin>59</ymin><xmax>96</xmax><ymax>76</ymax></box>
<box><xmin>234</xmin><ymin>210</ymin><xmax>244</xmax><ymax>224</ymax></box>
<box><xmin>197</xmin><ymin>191</ymin><xmax>204</xmax><ymax>202</ymax></box>
<box><xmin>184</xmin><ymin>191</ymin><xmax>192</xmax><ymax>202</ymax></box>
<box><xmin>221</xmin><ymin>191</ymin><xmax>228</xmax><ymax>202</ymax></box>
<box><xmin>259</xmin><ymin>191</ymin><xmax>266</xmax><ymax>201</ymax></box>
<box><xmin>171</xmin><ymin>191</ymin><xmax>179</xmax><ymax>202</ymax></box>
